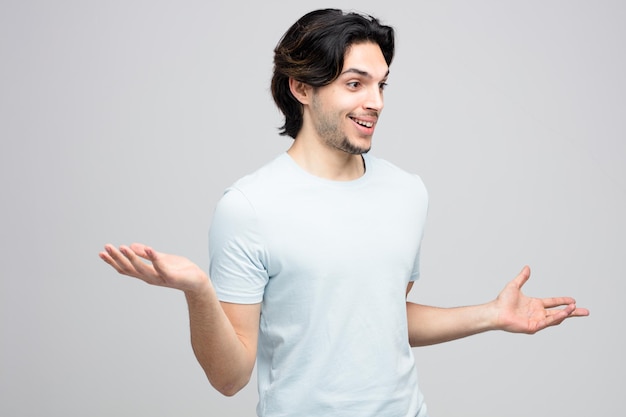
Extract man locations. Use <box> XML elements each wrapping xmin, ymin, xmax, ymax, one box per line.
<box><xmin>99</xmin><ymin>9</ymin><xmax>589</xmax><ymax>417</ymax></box>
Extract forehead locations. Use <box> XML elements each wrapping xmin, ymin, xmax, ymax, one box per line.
<box><xmin>342</xmin><ymin>42</ymin><xmax>389</xmax><ymax>79</ymax></box>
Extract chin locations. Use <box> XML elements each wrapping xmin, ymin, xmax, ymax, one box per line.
<box><xmin>342</xmin><ymin>145</ymin><xmax>370</xmax><ymax>155</ymax></box>
<box><xmin>342</xmin><ymin>136</ymin><xmax>372</xmax><ymax>155</ymax></box>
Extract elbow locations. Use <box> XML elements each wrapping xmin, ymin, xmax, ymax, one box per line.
<box><xmin>217</xmin><ymin>383</ymin><xmax>243</xmax><ymax>397</ymax></box>
<box><xmin>210</xmin><ymin>375</ymin><xmax>251</xmax><ymax>397</ymax></box>
<box><xmin>196</xmin><ymin>349</ymin><xmax>256</xmax><ymax>397</ymax></box>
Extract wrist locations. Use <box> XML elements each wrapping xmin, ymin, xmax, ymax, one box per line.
<box><xmin>184</xmin><ymin>275</ymin><xmax>214</xmax><ymax>301</ymax></box>
<box><xmin>483</xmin><ymin>299</ymin><xmax>504</xmax><ymax>331</ymax></box>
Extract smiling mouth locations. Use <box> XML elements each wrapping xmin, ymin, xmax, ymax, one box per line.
<box><xmin>350</xmin><ymin>117</ymin><xmax>375</xmax><ymax>128</ymax></box>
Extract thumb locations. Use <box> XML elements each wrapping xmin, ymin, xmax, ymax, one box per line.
<box><xmin>511</xmin><ymin>265</ymin><xmax>531</xmax><ymax>290</ymax></box>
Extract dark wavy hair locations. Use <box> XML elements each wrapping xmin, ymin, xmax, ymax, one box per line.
<box><xmin>271</xmin><ymin>9</ymin><xmax>395</xmax><ymax>138</ymax></box>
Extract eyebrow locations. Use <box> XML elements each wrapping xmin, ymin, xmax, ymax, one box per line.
<box><xmin>341</xmin><ymin>67</ymin><xmax>390</xmax><ymax>80</ymax></box>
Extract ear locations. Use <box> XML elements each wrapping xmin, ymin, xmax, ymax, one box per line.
<box><xmin>289</xmin><ymin>77</ymin><xmax>312</xmax><ymax>105</ymax></box>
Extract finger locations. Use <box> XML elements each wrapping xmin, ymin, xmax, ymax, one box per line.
<box><xmin>129</xmin><ymin>242</ymin><xmax>151</xmax><ymax>260</ymax></box>
<box><xmin>542</xmin><ymin>296</ymin><xmax>577</xmax><ymax>309</ymax></box>
<box><xmin>144</xmin><ymin>247</ymin><xmax>171</xmax><ymax>277</ymax></box>
<box><xmin>544</xmin><ymin>303</ymin><xmax>579</xmax><ymax>325</ymax></box>
<box><xmin>510</xmin><ymin>265</ymin><xmax>531</xmax><ymax>290</ymax></box>
<box><xmin>536</xmin><ymin>304</ymin><xmax>590</xmax><ymax>331</ymax></box>
<box><xmin>99</xmin><ymin>248</ymin><xmax>124</xmax><ymax>273</ymax></box>
<box><xmin>539</xmin><ymin>307</ymin><xmax>573</xmax><ymax>329</ymax></box>
<box><xmin>142</xmin><ymin>245</ymin><xmax>158</xmax><ymax>262</ymax></box>
<box><xmin>556</xmin><ymin>306</ymin><xmax>589</xmax><ymax>318</ymax></box>
<box><xmin>127</xmin><ymin>243</ymin><xmax>163</xmax><ymax>266</ymax></box>
<box><xmin>103</xmin><ymin>244</ymin><xmax>140</xmax><ymax>275</ymax></box>
<box><xmin>119</xmin><ymin>245</ymin><xmax>157</xmax><ymax>277</ymax></box>
<box><xmin>569</xmin><ymin>307</ymin><xmax>590</xmax><ymax>317</ymax></box>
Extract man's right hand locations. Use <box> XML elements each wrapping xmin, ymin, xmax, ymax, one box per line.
<box><xmin>99</xmin><ymin>243</ymin><xmax>210</xmax><ymax>294</ymax></box>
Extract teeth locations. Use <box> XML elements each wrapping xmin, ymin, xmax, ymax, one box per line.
<box><xmin>353</xmin><ymin>119</ymin><xmax>374</xmax><ymax>128</ymax></box>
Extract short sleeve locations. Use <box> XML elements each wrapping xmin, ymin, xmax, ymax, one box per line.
<box><xmin>409</xmin><ymin>173</ymin><xmax>428</xmax><ymax>283</ymax></box>
<box><xmin>209</xmin><ymin>187</ymin><xmax>268</xmax><ymax>304</ymax></box>
<box><xmin>409</xmin><ymin>247</ymin><xmax>421</xmax><ymax>282</ymax></box>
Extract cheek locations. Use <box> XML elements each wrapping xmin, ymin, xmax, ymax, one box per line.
<box><xmin>322</xmin><ymin>88</ymin><xmax>355</xmax><ymax>111</ymax></box>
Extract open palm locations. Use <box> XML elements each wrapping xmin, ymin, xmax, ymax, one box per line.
<box><xmin>99</xmin><ymin>243</ymin><xmax>209</xmax><ymax>293</ymax></box>
<box><xmin>494</xmin><ymin>266</ymin><xmax>589</xmax><ymax>334</ymax></box>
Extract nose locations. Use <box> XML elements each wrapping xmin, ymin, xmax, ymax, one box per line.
<box><xmin>364</xmin><ymin>86</ymin><xmax>384</xmax><ymax>112</ymax></box>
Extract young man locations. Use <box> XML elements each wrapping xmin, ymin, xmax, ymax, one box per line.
<box><xmin>99</xmin><ymin>9</ymin><xmax>589</xmax><ymax>417</ymax></box>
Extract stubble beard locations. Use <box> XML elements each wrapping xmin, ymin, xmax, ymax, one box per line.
<box><xmin>325</xmin><ymin>131</ymin><xmax>371</xmax><ymax>155</ymax></box>
<box><xmin>312</xmin><ymin>98</ymin><xmax>371</xmax><ymax>155</ymax></box>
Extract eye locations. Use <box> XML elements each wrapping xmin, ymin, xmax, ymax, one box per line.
<box><xmin>347</xmin><ymin>81</ymin><xmax>361</xmax><ymax>89</ymax></box>
<box><xmin>379</xmin><ymin>82</ymin><xmax>388</xmax><ymax>91</ymax></box>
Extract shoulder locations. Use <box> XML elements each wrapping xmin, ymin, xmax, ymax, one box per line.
<box><xmin>227</xmin><ymin>153</ymin><xmax>293</xmax><ymax>197</ymax></box>
<box><xmin>365</xmin><ymin>154</ymin><xmax>420</xmax><ymax>178</ymax></box>
<box><xmin>213</xmin><ymin>153</ymin><xmax>299</xmax><ymax>221</ymax></box>
<box><xmin>365</xmin><ymin>154</ymin><xmax>427</xmax><ymax>192</ymax></box>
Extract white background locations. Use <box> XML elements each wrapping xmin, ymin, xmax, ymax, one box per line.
<box><xmin>1</xmin><ymin>1</ymin><xmax>623</xmax><ymax>416</ymax></box>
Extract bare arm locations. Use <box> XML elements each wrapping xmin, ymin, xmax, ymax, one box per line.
<box><xmin>99</xmin><ymin>243</ymin><xmax>259</xmax><ymax>396</ymax></box>
<box><xmin>185</xmin><ymin>287</ymin><xmax>260</xmax><ymax>396</ymax></box>
<box><xmin>406</xmin><ymin>266</ymin><xmax>590</xmax><ymax>347</ymax></box>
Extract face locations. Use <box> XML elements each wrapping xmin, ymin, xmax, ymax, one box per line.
<box><xmin>307</xmin><ymin>42</ymin><xmax>389</xmax><ymax>155</ymax></box>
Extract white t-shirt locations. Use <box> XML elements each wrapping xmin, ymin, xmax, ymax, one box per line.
<box><xmin>210</xmin><ymin>152</ymin><xmax>429</xmax><ymax>417</ymax></box>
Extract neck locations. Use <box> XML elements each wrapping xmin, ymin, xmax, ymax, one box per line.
<box><xmin>287</xmin><ymin>138</ymin><xmax>365</xmax><ymax>181</ymax></box>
